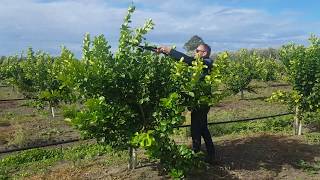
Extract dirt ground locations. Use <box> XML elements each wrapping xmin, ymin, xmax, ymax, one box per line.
<box><xmin>0</xmin><ymin>100</ymin><xmax>80</xmax><ymax>152</ymax></box>
<box><xmin>23</xmin><ymin>133</ymin><xmax>320</xmax><ymax>180</ymax></box>
<box><xmin>1</xmin><ymin>85</ymin><xmax>319</xmax><ymax>179</ymax></box>
<box><xmin>216</xmin><ymin>133</ymin><xmax>320</xmax><ymax>179</ymax></box>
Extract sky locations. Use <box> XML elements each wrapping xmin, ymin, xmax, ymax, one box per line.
<box><xmin>1</xmin><ymin>0</ymin><xmax>320</xmax><ymax>57</ymax></box>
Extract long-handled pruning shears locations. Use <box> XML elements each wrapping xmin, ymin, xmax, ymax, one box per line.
<box><xmin>136</xmin><ymin>44</ymin><xmax>169</xmax><ymax>56</ymax></box>
<box><xmin>136</xmin><ymin>44</ymin><xmax>157</xmax><ymax>52</ymax></box>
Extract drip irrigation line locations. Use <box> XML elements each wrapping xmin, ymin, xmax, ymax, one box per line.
<box><xmin>0</xmin><ymin>112</ymin><xmax>294</xmax><ymax>155</ymax></box>
<box><xmin>176</xmin><ymin>112</ymin><xmax>294</xmax><ymax>128</ymax></box>
<box><xmin>252</xmin><ymin>83</ymin><xmax>290</xmax><ymax>89</ymax></box>
<box><xmin>0</xmin><ymin>98</ymin><xmax>29</xmax><ymax>102</ymax></box>
<box><xmin>0</xmin><ymin>97</ymin><xmax>35</xmax><ymax>102</ymax></box>
<box><xmin>0</xmin><ymin>138</ymin><xmax>80</xmax><ymax>154</ymax></box>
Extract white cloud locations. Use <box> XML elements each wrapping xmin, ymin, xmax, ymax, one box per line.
<box><xmin>0</xmin><ymin>0</ymin><xmax>318</xmax><ymax>56</ymax></box>
<box><xmin>0</xmin><ymin>0</ymin><xmax>126</xmax><ymax>55</ymax></box>
<box><xmin>130</xmin><ymin>1</ymin><xmax>316</xmax><ymax>51</ymax></box>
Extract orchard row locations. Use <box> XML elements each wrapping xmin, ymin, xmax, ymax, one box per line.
<box><xmin>1</xmin><ymin>6</ymin><xmax>320</xmax><ymax>178</ymax></box>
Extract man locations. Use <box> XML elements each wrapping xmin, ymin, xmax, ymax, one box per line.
<box><xmin>156</xmin><ymin>44</ymin><xmax>216</xmax><ymax>164</ymax></box>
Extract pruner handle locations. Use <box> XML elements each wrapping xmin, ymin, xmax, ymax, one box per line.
<box><xmin>137</xmin><ymin>45</ymin><xmax>157</xmax><ymax>52</ymax></box>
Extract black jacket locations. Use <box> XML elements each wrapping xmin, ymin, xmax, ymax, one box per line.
<box><xmin>168</xmin><ymin>49</ymin><xmax>213</xmax><ymax>79</ymax></box>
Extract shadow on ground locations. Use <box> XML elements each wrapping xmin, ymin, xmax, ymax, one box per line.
<box><xmin>186</xmin><ymin>133</ymin><xmax>320</xmax><ymax>179</ymax></box>
<box><xmin>192</xmin><ymin>133</ymin><xmax>320</xmax><ymax>179</ymax></box>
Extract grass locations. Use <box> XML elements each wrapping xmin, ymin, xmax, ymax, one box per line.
<box><xmin>0</xmin><ymin>80</ymin><xmax>292</xmax><ymax>148</ymax></box>
<box><xmin>175</xmin><ymin>81</ymin><xmax>294</xmax><ymax>139</ymax></box>
<box><xmin>305</xmin><ymin>132</ymin><xmax>320</xmax><ymax>144</ymax></box>
<box><xmin>298</xmin><ymin>159</ymin><xmax>320</xmax><ymax>175</ymax></box>
<box><xmin>208</xmin><ymin>115</ymin><xmax>293</xmax><ymax>137</ymax></box>
<box><xmin>7</xmin><ymin>124</ymin><xmax>27</xmax><ymax>147</ymax></box>
<box><xmin>170</xmin><ymin>81</ymin><xmax>295</xmax><ymax>147</ymax></box>
<box><xmin>0</xmin><ymin>86</ymin><xmax>23</xmax><ymax>99</ymax></box>
<box><xmin>0</xmin><ymin>143</ymin><xmax>128</xmax><ymax>179</ymax></box>
<box><xmin>0</xmin><ymin>97</ymin><xmax>80</xmax><ymax>149</ymax></box>
<box><xmin>208</xmin><ymin>81</ymin><xmax>291</xmax><ymax>122</ymax></box>
<box><xmin>1</xmin><ymin>80</ymin><xmax>320</xmax><ymax>179</ymax></box>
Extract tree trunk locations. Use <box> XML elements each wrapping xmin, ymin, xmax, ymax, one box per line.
<box><xmin>186</xmin><ymin>111</ymin><xmax>191</xmax><ymax>138</ymax></box>
<box><xmin>298</xmin><ymin>121</ymin><xmax>302</xmax><ymax>135</ymax></box>
<box><xmin>138</xmin><ymin>104</ymin><xmax>146</xmax><ymax>130</ymax></box>
<box><xmin>51</xmin><ymin>105</ymin><xmax>55</xmax><ymax>118</ymax></box>
<box><xmin>240</xmin><ymin>90</ymin><xmax>244</xmax><ymax>99</ymax></box>
<box><xmin>128</xmin><ymin>147</ymin><xmax>137</xmax><ymax>169</ymax></box>
<box><xmin>294</xmin><ymin>106</ymin><xmax>302</xmax><ymax>135</ymax></box>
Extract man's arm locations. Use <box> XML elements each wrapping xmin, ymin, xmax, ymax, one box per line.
<box><xmin>168</xmin><ymin>49</ymin><xmax>193</xmax><ymax>65</ymax></box>
<box><xmin>157</xmin><ymin>46</ymin><xmax>193</xmax><ymax>65</ymax></box>
<box><xmin>203</xmin><ymin>58</ymin><xmax>213</xmax><ymax>70</ymax></box>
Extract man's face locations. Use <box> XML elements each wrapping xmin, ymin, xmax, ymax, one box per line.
<box><xmin>195</xmin><ymin>45</ymin><xmax>207</xmax><ymax>58</ymax></box>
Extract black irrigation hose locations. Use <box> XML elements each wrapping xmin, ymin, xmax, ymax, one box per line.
<box><xmin>0</xmin><ymin>112</ymin><xmax>294</xmax><ymax>155</ymax></box>
<box><xmin>176</xmin><ymin>112</ymin><xmax>294</xmax><ymax>128</ymax></box>
<box><xmin>252</xmin><ymin>83</ymin><xmax>290</xmax><ymax>89</ymax></box>
<box><xmin>0</xmin><ymin>138</ymin><xmax>81</xmax><ymax>154</ymax></box>
<box><xmin>0</xmin><ymin>98</ymin><xmax>30</xmax><ymax>102</ymax></box>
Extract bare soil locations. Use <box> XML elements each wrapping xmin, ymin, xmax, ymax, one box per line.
<box><xmin>24</xmin><ymin>133</ymin><xmax>320</xmax><ymax>180</ymax></box>
<box><xmin>215</xmin><ymin>133</ymin><xmax>320</xmax><ymax>179</ymax></box>
<box><xmin>0</xmin><ymin>100</ymin><xmax>80</xmax><ymax>152</ymax></box>
<box><xmin>1</xmin><ymin>84</ymin><xmax>319</xmax><ymax>179</ymax></box>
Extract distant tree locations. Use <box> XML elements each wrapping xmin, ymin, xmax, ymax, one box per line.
<box><xmin>215</xmin><ymin>49</ymin><xmax>260</xmax><ymax>99</ymax></box>
<box><xmin>0</xmin><ymin>56</ymin><xmax>6</xmax><ymax>64</ymax></box>
<box><xmin>251</xmin><ymin>47</ymin><xmax>280</xmax><ymax>60</ymax></box>
<box><xmin>183</xmin><ymin>35</ymin><xmax>205</xmax><ymax>54</ymax></box>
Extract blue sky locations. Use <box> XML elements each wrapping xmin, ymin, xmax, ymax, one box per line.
<box><xmin>1</xmin><ymin>0</ymin><xmax>320</xmax><ymax>57</ymax></box>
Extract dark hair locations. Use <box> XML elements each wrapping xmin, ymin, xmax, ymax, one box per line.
<box><xmin>199</xmin><ymin>43</ymin><xmax>211</xmax><ymax>58</ymax></box>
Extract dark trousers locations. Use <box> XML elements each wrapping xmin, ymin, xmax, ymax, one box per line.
<box><xmin>191</xmin><ymin>105</ymin><xmax>215</xmax><ymax>158</ymax></box>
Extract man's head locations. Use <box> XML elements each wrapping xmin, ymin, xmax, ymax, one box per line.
<box><xmin>195</xmin><ymin>43</ymin><xmax>211</xmax><ymax>58</ymax></box>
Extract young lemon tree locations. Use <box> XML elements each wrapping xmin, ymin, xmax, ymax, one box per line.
<box><xmin>60</xmin><ymin>6</ymin><xmax>224</xmax><ymax>178</ymax></box>
<box><xmin>256</xmin><ymin>56</ymin><xmax>284</xmax><ymax>82</ymax></box>
<box><xmin>269</xmin><ymin>35</ymin><xmax>320</xmax><ymax>135</ymax></box>
<box><xmin>3</xmin><ymin>48</ymin><xmax>75</xmax><ymax>117</ymax></box>
<box><xmin>215</xmin><ymin>49</ymin><xmax>260</xmax><ymax>99</ymax></box>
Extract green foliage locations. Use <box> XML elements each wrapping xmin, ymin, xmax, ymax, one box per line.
<box><xmin>305</xmin><ymin>132</ymin><xmax>320</xmax><ymax>144</ymax></box>
<box><xmin>0</xmin><ymin>5</ymin><xmax>224</xmax><ymax>178</ymax></box>
<box><xmin>59</xmin><ymin>6</ymin><xmax>173</xmax><ymax>149</ymax></box>
<box><xmin>225</xmin><ymin>47</ymin><xmax>280</xmax><ymax>61</ymax></box>
<box><xmin>1</xmin><ymin>48</ymin><xmax>75</xmax><ymax>108</ymax></box>
<box><xmin>270</xmin><ymin>35</ymin><xmax>320</xmax><ymax>114</ymax></box>
<box><xmin>269</xmin><ymin>90</ymin><xmax>300</xmax><ymax>111</ymax></box>
<box><xmin>0</xmin><ymin>144</ymin><xmax>118</xmax><ymax>179</ymax></box>
<box><xmin>64</xmin><ymin>144</ymin><xmax>114</xmax><ymax>161</ymax></box>
<box><xmin>298</xmin><ymin>159</ymin><xmax>320</xmax><ymax>174</ymax></box>
<box><xmin>303</xmin><ymin>111</ymin><xmax>320</xmax><ymax>131</ymax></box>
<box><xmin>0</xmin><ymin>55</ymin><xmax>21</xmax><ymax>84</ymax></box>
<box><xmin>57</xmin><ymin>6</ymin><xmax>223</xmax><ymax>177</ymax></box>
<box><xmin>257</xmin><ymin>57</ymin><xmax>284</xmax><ymax>82</ymax></box>
<box><xmin>131</xmin><ymin>130</ymin><xmax>155</xmax><ymax>148</ymax></box>
<box><xmin>216</xmin><ymin>50</ymin><xmax>260</xmax><ymax>98</ymax></box>
<box><xmin>253</xmin><ymin>47</ymin><xmax>280</xmax><ymax>60</ymax></box>
<box><xmin>183</xmin><ymin>35</ymin><xmax>205</xmax><ymax>54</ymax></box>
<box><xmin>209</xmin><ymin>115</ymin><xmax>293</xmax><ymax>136</ymax></box>
<box><xmin>72</xmin><ymin>97</ymin><xmax>139</xmax><ymax>148</ymax></box>
<box><xmin>61</xmin><ymin>104</ymin><xmax>79</xmax><ymax>119</ymax></box>
<box><xmin>0</xmin><ymin>148</ymin><xmax>61</xmax><ymax>166</ymax></box>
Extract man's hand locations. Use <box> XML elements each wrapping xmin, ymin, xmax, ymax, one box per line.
<box><xmin>156</xmin><ymin>46</ymin><xmax>172</xmax><ymax>54</ymax></box>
